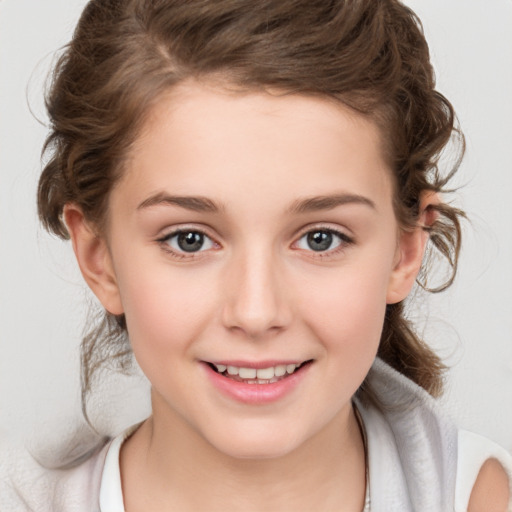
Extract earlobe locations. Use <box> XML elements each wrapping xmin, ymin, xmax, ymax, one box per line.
<box><xmin>63</xmin><ymin>204</ymin><xmax>124</xmax><ymax>315</ymax></box>
<box><xmin>386</xmin><ymin>192</ymin><xmax>439</xmax><ymax>304</ymax></box>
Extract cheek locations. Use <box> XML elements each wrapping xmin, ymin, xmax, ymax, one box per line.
<box><xmin>114</xmin><ymin>262</ymin><xmax>217</xmax><ymax>361</ymax></box>
<box><xmin>306</xmin><ymin>284</ymin><xmax>386</xmax><ymax>350</ymax></box>
<box><xmin>298</xmin><ymin>256</ymin><xmax>393</xmax><ymax>354</ymax></box>
<box><xmin>297</xmin><ymin>264</ymin><xmax>391</xmax><ymax>405</ymax></box>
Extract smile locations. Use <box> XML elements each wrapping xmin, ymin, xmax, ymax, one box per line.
<box><xmin>209</xmin><ymin>361</ymin><xmax>310</xmax><ymax>384</ymax></box>
<box><xmin>202</xmin><ymin>359</ymin><xmax>313</xmax><ymax>404</ymax></box>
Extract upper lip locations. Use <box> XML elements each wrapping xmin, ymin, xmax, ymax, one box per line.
<box><xmin>204</xmin><ymin>359</ymin><xmax>311</xmax><ymax>369</ymax></box>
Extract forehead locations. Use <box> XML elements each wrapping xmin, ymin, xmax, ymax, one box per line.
<box><xmin>119</xmin><ymin>81</ymin><xmax>394</xmax><ymax>214</ymax></box>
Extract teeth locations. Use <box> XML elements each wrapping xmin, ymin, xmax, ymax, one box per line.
<box><xmin>239</xmin><ymin>367</ymin><xmax>257</xmax><ymax>379</ymax></box>
<box><xmin>247</xmin><ymin>378</ymin><xmax>280</xmax><ymax>384</ymax></box>
<box><xmin>227</xmin><ymin>365</ymin><xmax>239</xmax><ymax>376</ymax></box>
<box><xmin>286</xmin><ymin>364</ymin><xmax>297</xmax><ymax>374</ymax></box>
<box><xmin>274</xmin><ymin>365</ymin><xmax>286</xmax><ymax>377</ymax></box>
<box><xmin>256</xmin><ymin>367</ymin><xmax>275</xmax><ymax>379</ymax></box>
<box><xmin>214</xmin><ymin>362</ymin><xmax>304</xmax><ymax>379</ymax></box>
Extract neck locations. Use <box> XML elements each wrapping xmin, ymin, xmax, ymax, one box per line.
<box><xmin>120</xmin><ymin>397</ymin><xmax>366</xmax><ymax>512</ymax></box>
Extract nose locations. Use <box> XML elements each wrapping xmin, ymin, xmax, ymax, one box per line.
<box><xmin>221</xmin><ymin>248</ymin><xmax>292</xmax><ymax>339</ymax></box>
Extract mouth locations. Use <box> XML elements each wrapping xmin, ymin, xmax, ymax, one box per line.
<box><xmin>206</xmin><ymin>360</ymin><xmax>313</xmax><ymax>385</ymax></box>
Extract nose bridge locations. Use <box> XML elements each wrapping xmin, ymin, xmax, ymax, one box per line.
<box><xmin>222</xmin><ymin>242</ymin><xmax>290</xmax><ymax>337</ymax></box>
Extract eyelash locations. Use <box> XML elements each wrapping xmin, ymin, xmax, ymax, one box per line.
<box><xmin>156</xmin><ymin>228</ymin><xmax>218</xmax><ymax>260</ymax></box>
<box><xmin>293</xmin><ymin>227</ymin><xmax>354</xmax><ymax>258</ymax></box>
<box><xmin>156</xmin><ymin>226</ymin><xmax>354</xmax><ymax>260</ymax></box>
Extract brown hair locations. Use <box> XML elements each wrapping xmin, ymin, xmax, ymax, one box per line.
<box><xmin>38</xmin><ymin>0</ymin><xmax>464</xmax><ymax>413</ymax></box>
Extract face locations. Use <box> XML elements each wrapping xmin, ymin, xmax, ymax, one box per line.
<box><xmin>91</xmin><ymin>82</ymin><xmax>418</xmax><ymax>459</ymax></box>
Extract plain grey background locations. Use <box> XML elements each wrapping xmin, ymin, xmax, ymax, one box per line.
<box><xmin>1</xmin><ymin>0</ymin><xmax>511</xmax><ymax>452</ymax></box>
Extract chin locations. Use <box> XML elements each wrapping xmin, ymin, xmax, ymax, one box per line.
<box><xmin>205</xmin><ymin>425</ymin><xmax>304</xmax><ymax>461</ymax></box>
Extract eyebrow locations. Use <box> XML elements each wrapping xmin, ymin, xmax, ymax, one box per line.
<box><xmin>137</xmin><ymin>193</ymin><xmax>222</xmax><ymax>213</ymax></box>
<box><xmin>288</xmin><ymin>194</ymin><xmax>376</xmax><ymax>214</ymax></box>
<box><xmin>137</xmin><ymin>192</ymin><xmax>375</xmax><ymax>214</ymax></box>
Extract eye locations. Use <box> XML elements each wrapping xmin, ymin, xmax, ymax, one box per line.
<box><xmin>295</xmin><ymin>229</ymin><xmax>350</xmax><ymax>252</ymax></box>
<box><xmin>162</xmin><ymin>230</ymin><xmax>215</xmax><ymax>253</ymax></box>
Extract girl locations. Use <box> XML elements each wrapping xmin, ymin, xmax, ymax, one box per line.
<box><xmin>2</xmin><ymin>0</ymin><xmax>511</xmax><ymax>510</ymax></box>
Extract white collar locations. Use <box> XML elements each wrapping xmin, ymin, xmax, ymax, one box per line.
<box><xmin>99</xmin><ymin>424</ymin><xmax>139</xmax><ymax>512</ymax></box>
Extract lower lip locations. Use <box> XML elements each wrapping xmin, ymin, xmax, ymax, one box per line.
<box><xmin>202</xmin><ymin>362</ymin><xmax>312</xmax><ymax>405</ymax></box>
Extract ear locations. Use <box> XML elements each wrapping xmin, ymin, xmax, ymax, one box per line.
<box><xmin>386</xmin><ymin>192</ymin><xmax>439</xmax><ymax>304</ymax></box>
<box><xmin>63</xmin><ymin>204</ymin><xmax>124</xmax><ymax>315</ymax></box>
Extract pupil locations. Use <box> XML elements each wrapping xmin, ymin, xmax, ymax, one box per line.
<box><xmin>307</xmin><ymin>231</ymin><xmax>332</xmax><ymax>251</ymax></box>
<box><xmin>177</xmin><ymin>232</ymin><xmax>204</xmax><ymax>252</ymax></box>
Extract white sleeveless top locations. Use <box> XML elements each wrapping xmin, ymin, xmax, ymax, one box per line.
<box><xmin>2</xmin><ymin>359</ymin><xmax>510</xmax><ymax>511</ymax></box>
<box><xmin>99</xmin><ymin>359</ymin><xmax>512</xmax><ymax>512</ymax></box>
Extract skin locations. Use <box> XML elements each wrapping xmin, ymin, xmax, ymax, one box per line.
<box><xmin>64</xmin><ymin>82</ymin><xmax>509</xmax><ymax>511</ymax></box>
<box><xmin>468</xmin><ymin>459</ymin><xmax>510</xmax><ymax>512</ymax></box>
